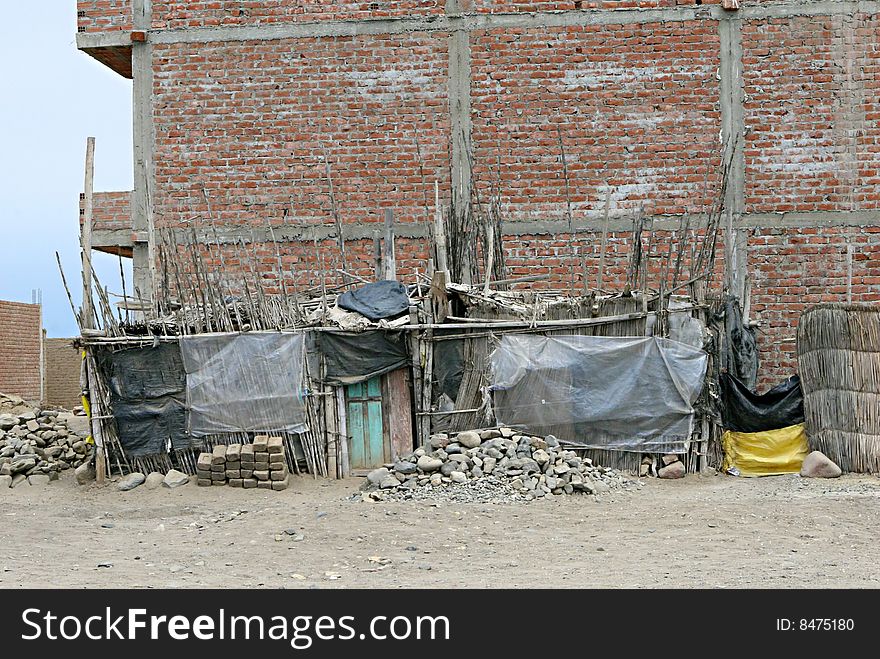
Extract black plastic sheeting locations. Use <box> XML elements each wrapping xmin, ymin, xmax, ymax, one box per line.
<box><xmin>337</xmin><ymin>280</ymin><xmax>410</xmax><ymax>321</ymax></box>
<box><xmin>96</xmin><ymin>343</ymin><xmax>191</xmax><ymax>457</ymax></box>
<box><xmin>720</xmin><ymin>372</ymin><xmax>804</xmax><ymax>433</ymax></box>
<box><xmin>720</xmin><ymin>296</ymin><xmax>759</xmax><ymax>390</ymax></box>
<box><xmin>433</xmin><ymin>337</ymin><xmax>465</xmax><ymax>400</ymax></box>
<box><xmin>318</xmin><ymin>330</ymin><xmax>409</xmax><ymax>385</ymax></box>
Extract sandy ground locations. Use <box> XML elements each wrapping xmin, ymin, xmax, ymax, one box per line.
<box><xmin>1</xmin><ymin>471</ymin><xmax>879</xmax><ymax>589</ymax></box>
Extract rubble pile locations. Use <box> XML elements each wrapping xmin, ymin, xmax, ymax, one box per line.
<box><xmin>0</xmin><ymin>393</ymin><xmax>92</xmax><ymax>489</ymax></box>
<box><xmin>362</xmin><ymin>428</ymin><xmax>639</xmax><ymax>504</ymax></box>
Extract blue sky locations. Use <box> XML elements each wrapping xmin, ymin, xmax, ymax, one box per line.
<box><xmin>0</xmin><ymin>5</ymin><xmax>132</xmax><ymax>337</ymax></box>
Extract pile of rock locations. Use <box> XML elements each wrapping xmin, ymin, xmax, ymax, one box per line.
<box><xmin>641</xmin><ymin>454</ymin><xmax>686</xmax><ymax>479</ymax></box>
<box><xmin>197</xmin><ymin>435</ymin><xmax>290</xmax><ymax>490</ymax></box>
<box><xmin>0</xmin><ymin>393</ymin><xmax>92</xmax><ymax>489</ymax></box>
<box><xmin>363</xmin><ymin>428</ymin><xmax>638</xmax><ymax>503</ymax></box>
<box><xmin>116</xmin><ymin>469</ymin><xmax>190</xmax><ymax>491</ymax></box>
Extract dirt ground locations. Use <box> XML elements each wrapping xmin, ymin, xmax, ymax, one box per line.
<box><xmin>2</xmin><ymin>471</ymin><xmax>879</xmax><ymax>589</ymax></box>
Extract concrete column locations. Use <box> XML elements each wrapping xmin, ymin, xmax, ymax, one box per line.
<box><xmin>132</xmin><ymin>0</ymin><xmax>154</xmax><ymax>303</ymax></box>
<box><xmin>447</xmin><ymin>1</ymin><xmax>473</xmax><ymax>221</ymax></box>
<box><xmin>719</xmin><ymin>14</ymin><xmax>747</xmax><ymax>304</ymax></box>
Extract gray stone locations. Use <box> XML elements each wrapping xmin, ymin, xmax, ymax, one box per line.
<box><xmin>450</xmin><ymin>471</ymin><xmax>467</xmax><ymax>484</ymax></box>
<box><xmin>393</xmin><ymin>461</ymin><xmax>417</xmax><ymax>475</ymax></box>
<box><xmin>18</xmin><ymin>411</ymin><xmax>36</xmax><ymax>423</ymax></box>
<box><xmin>510</xmin><ymin>477</ymin><xmax>524</xmax><ymax>491</ymax></box>
<box><xmin>26</xmin><ymin>420</ymin><xmax>39</xmax><ymax>433</ymax></box>
<box><xmin>499</xmin><ymin>427</ymin><xmax>515</xmax><ymax>438</ymax></box>
<box><xmin>471</xmin><ymin>466</ymin><xmax>483</xmax><ymax>478</ymax></box>
<box><xmin>520</xmin><ymin>458</ymin><xmax>540</xmax><ymax>474</ymax></box>
<box><xmin>0</xmin><ymin>474</ymin><xmax>11</xmax><ymax>489</ymax></box>
<box><xmin>553</xmin><ymin>463</ymin><xmax>571</xmax><ymax>475</ymax></box>
<box><xmin>163</xmin><ymin>469</ymin><xmax>190</xmax><ymax>488</ymax></box>
<box><xmin>448</xmin><ymin>453</ymin><xmax>470</xmax><ymax>465</ymax></box>
<box><xmin>144</xmin><ymin>472</ymin><xmax>165</xmax><ymax>489</ymax></box>
<box><xmin>367</xmin><ymin>467</ymin><xmax>390</xmax><ymax>486</ymax></box>
<box><xmin>457</xmin><ymin>431</ymin><xmax>481</xmax><ymax>449</ymax></box>
<box><xmin>544</xmin><ymin>434</ymin><xmax>559</xmax><ymax>448</ymax></box>
<box><xmin>800</xmin><ymin>451</ymin><xmax>842</xmax><ymax>479</ymax></box>
<box><xmin>440</xmin><ymin>461</ymin><xmax>458</xmax><ymax>477</ymax></box>
<box><xmin>428</xmin><ymin>433</ymin><xmax>449</xmax><ymax>449</ymax></box>
<box><xmin>417</xmin><ymin>455</ymin><xmax>443</xmax><ymax>472</ymax></box>
<box><xmin>444</xmin><ymin>443</ymin><xmax>463</xmax><ymax>454</ymax></box>
<box><xmin>379</xmin><ymin>475</ymin><xmax>400</xmax><ymax>489</ymax></box>
<box><xmin>0</xmin><ymin>415</ymin><xmax>17</xmax><ymax>431</ymax></box>
<box><xmin>28</xmin><ymin>474</ymin><xmax>50</xmax><ymax>486</ymax></box>
<box><xmin>661</xmin><ymin>454</ymin><xmax>680</xmax><ymax>466</ymax></box>
<box><xmin>532</xmin><ymin>449</ymin><xmax>550</xmax><ymax>465</ymax></box>
<box><xmin>593</xmin><ymin>481</ymin><xmax>610</xmax><ymax>494</ymax></box>
<box><xmin>480</xmin><ymin>429</ymin><xmax>502</xmax><ymax>440</ymax></box>
<box><xmin>658</xmin><ymin>461</ymin><xmax>686</xmax><ymax>479</ymax></box>
<box><xmin>482</xmin><ymin>457</ymin><xmax>496</xmax><ymax>474</ymax></box>
<box><xmin>11</xmin><ymin>473</ymin><xmax>27</xmax><ymax>488</ymax></box>
<box><xmin>429</xmin><ymin>473</ymin><xmax>442</xmax><ymax>486</ymax></box>
<box><xmin>117</xmin><ymin>472</ymin><xmax>146</xmax><ymax>491</ymax></box>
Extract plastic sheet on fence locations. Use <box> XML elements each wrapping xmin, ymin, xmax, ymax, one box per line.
<box><xmin>97</xmin><ymin>343</ymin><xmax>189</xmax><ymax>456</ymax></box>
<box><xmin>721</xmin><ymin>295</ymin><xmax>758</xmax><ymax>390</ymax></box>
<box><xmin>180</xmin><ymin>332</ymin><xmax>307</xmax><ymax>437</ymax></box>
<box><xmin>720</xmin><ymin>372</ymin><xmax>804</xmax><ymax>433</ymax></box>
<box><xmin>318</xmin><ymin>330</ymin><xmax>409</xmax><ymax>385</ymax></box>
<box><xmin>337</xmin><ymin>280</ymin><xmax>410</xmax><ymax>321</ymax></box>
<box><xmin>721</xmin><ymin>423</ymin><xmax>809</xmax><ymax>477</ymax></box>
<box><xmin>490</xmin><ymin>335</ymin><xmax>708</xmax><ymax>452</ymax></box>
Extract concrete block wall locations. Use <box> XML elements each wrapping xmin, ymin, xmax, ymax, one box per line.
<box><xmin>0</xmin><ymin>301</ymin><xmax>42</xmax><ymax>402</ymax></box>
<box><xmin>43</xmin><ymin>339</ymin><xmax>83</xmax><ymax>410</ymax></box>
<box><xmin>77</xmin><ymin>1</ymin><xmax>880</xmax><ymax>387</ymax></box>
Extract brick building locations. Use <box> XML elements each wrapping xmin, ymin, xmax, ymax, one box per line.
<box><xmin>76</xmin><ymin>1</ymin><xmax>880</xmax><ymax>386</ymax></box>
<box><xmin>0</xmin><ymin>300</ymin><xmax>42</xmax><ymax>402</ymax></box>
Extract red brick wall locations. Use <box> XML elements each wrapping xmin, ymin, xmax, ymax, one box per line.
<box><xmin>0</xmin><ymin>301</ymin><xmax>42</xmax><ymax>402</ymax></box>
<box><xmin>80</xmin><ymin>191</ymin><xmax>132</xmax><ymax>233</ymax></box>
<box><xmin>77</xmin><ymin>0</ymin><xmax>132</xmax><ymax>33</ymax></box>
<box><xmin>151</xmin><ymin>1</ymin><xmax>444</xmax><ymax>29</ymax></box>
<box><xmin>77</xmin><ymin>4</ymin><xmax>880</xmax><ymax>389</ymax></box>
<box><xmin>152</xmin><ymin>32</ymin><xmax>450</xmax><ymax>285</ymax></box>
<box><xmin>750</xmin><ymin>226</ymin><xmax>880</xmax><ymax>385</ymax></box>
<box><xmin>43</xmin><ymin>339</ymin><xmax>83</xmax><ymax>410</ymax></box>
<box><xmin>470</xmin><ymin>20</ymin><xmax>721</xmax><ymax>221</ymax></box>
<box><xmin>743</xmin><ymin>13</ymin><xmax>880</xmax><ymax>214</ymax></box>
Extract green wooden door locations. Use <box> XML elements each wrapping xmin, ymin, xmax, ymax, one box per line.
<box><xmin>346</xmin><ymin>377</ymin><xmax>387</xmax><ymax>469</ymax></box>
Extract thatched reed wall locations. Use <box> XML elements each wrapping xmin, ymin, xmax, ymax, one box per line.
<box><xmin>798</xmin><ymin>304</ymin><xmax>880</xmax><ymax>473</ymax></box>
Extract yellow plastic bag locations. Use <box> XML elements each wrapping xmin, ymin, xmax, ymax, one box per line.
<box><xmin>721</xmin><ymin>423</ymin><xmax>809</xmax><ymax>477</ymax></box>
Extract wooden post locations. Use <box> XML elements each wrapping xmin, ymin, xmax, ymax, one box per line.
<box><xmin>596</xmin><ymin>188</ymin><xmax>611</xmax><ymax>294</ymax></box>
<box><xmin>81</xmin><ymin>137</ymin><xmax>95</xmax><ymax>330</ymax></box>
<box><xmin>483</xmin><ymin>222</ymin><xmax>495</xmax><ymax>296</ymax></box>
<box><xmin>434</xmin><ymin>181</ymin><xmax>448</xmax><ymax>273</ymax></box>
<box><xmin>383</xmin><ymin>209</ymin><xmax>396</xmax><ymax>281</ymax></box>
<box><xmin>373</xmin><ymin>230</ymin><xmax>382</xmax><ymax>280</ymax></box>
<box><xmin>846</xmin><ymin>241</ymin><xmax>853</xmax><ymax>304</ymax></box>
<box><xmin>85</xmin><ymin>351</ymin><xmax>106</xmax><ymax>485</ymax></box>
<box><xmin>335</xmin><ymin>388</ymin><xmax>350</xmax><ymax>478</ymax></box>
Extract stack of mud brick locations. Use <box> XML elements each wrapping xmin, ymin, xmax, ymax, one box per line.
<box><xmin>196</xmin><ymin>435</ymin><xmax>289</xmax><ymax>491</ymax></box>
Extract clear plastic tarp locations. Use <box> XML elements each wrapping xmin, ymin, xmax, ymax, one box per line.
<box><xmin>490</xmin><ymin>335</ymin><xmax>708</xmax><ymax>453</ymax></box>
<box><xmin>179</xmin><ymin>332</ymin><xmax>307</xmax><ymax>437</ymax></box>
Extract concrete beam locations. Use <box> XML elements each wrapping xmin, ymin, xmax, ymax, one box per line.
<box><xmin>148</xmin><ymin>209</ymin><xmax>880</xmax><ymax>249</ymax></box>
<box><xmin>142</xmin><ymin>2</ymin><xmax>880</xmax><ymax>46</ymax></box>
<box><xmin>91</xmin><ymin>229</ymin><xmax>134</xmax><ymax>250</ymax></box>
<box><xmin>76</xmin><ymin>32</ymin><xmax>130</xmax><ymax>50</ymax></box>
